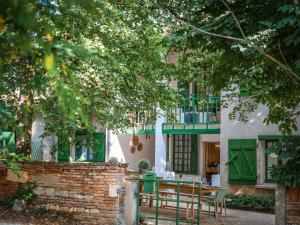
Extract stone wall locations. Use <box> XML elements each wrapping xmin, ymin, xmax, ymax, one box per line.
<box><xmin>0</xmin><ymin>162</ymin><xmax>127</xmax><ymax>225</ymax></box>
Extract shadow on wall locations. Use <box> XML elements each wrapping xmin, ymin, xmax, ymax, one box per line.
<box><xmin>109</xmin><ymin>134</ymin><xmax>155</xmax><ymax>171</ymax></box>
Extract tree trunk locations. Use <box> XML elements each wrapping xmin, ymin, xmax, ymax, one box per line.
<box><xmin>15</xmin><ymin>92</ymin><xmax>34</xmax><ymax>156</ymax></box>
<box><xmin>15</xmin><ymin>57</ymin><xmax>35</xmax><ymax>156</ymax></box>
<box><xmin>275</xmin><ymin>183</ymin><xmax>286</xmax><ymax>225</ymax></box>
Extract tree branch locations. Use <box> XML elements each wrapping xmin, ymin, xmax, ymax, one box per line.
<box><xmin>154</xmin><ymin>2</ymin><xmax>300</xmax><ymax>83</ymax></box>
<box><xmin>221</xmin><ymin>0</ymin><xmax>246</xmax><ymax>39</ymax></box>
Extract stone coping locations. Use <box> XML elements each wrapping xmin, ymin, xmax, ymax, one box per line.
<box><xmin>0</xmin><ymin>161</ymin><xmax>128</xmax><ymax>168</ymax></box>
<box><xmin>255</xmin><ymin>183</ymin><xmax>276</xmax><ymax>190</ymax></box>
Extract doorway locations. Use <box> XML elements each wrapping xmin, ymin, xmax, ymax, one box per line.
<box><xmin>204</xmin><ymin>142</ymin><xmax>220</xmax><ymax>184</ymax></box>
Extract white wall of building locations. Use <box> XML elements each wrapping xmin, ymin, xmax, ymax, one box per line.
<box><xmin>107</xmin><ymin>132</ymin><xmax>155</xmax><ymax>171</ymax></box>
<box><xmin>220</xmin><ymin>99</ymin><xmax>300</xmax><ymax>189</ymax></box>
<box><xmin>32</xmin><ymin>116</ymin><xmax>57</xmax><ymax>161</ymax></box>
<box><xmin>154</xmin><ymin>110</ymin><xmax>167</xmax><ymax>175</ymax></box>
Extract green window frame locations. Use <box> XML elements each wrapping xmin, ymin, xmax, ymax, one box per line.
<box><xmin>264</xmin><ymin>141</ymin><xmax>279</xmax><ymax>183</ymax></box>
<box><xmin>75</xmin><ymin>132</ymin><xmax>105</xmax><ymax>162</ymax></box>
<box><xmin>57</xmin><ymin>132</ymin><xmax>105</xmax><ymax>163</ymax></box>
<box><xmin>227</xmin><ymin>139</ymin><xmax>257</xmax><ymax>185</ymax></box>
<box><xmin>172</xmin><ymin>134</ymin><xmax>197</xmax><ymax>174</ymax></box>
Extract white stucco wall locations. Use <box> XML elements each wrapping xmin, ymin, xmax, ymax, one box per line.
<box><xmin>31</xmin><ymin>116</ymin><xmax>56</xmax><ymax>161</ymax></box>
<box><xmin>155</xmin><ymin>109</ymin><xmax>167</xmax><ymax>175</ymax></box>
<box><xmin>220</xmin><ymin>99</ymin><xmax>300</xmax><ymax>189</ymax></box>
<box><xmin>107</xmin><ymin>132</ymin><xmax>155</xmax><ymax>171</ymax></box>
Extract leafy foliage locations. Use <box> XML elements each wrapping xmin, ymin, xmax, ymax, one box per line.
<box><xmin>266</xmin><ymin>136</ymin><xmax>300</xmax><ymax>187</ymax></box>
<box><xmin>151</xmin><ymin>0</ymin><xmax>300</xmax><ymax>135</ymax></box>
<box><xmin>147</xmin><ymin>0</ymin><xmax>300</xmax><ymax>187</ymax></box>
<box><xmin>226</xmin><ymin>194</ymin><xmax>275</xmax><ymax>213</ymax></box>
<box><xmin>0</xmin><ymin>183</ymin><xmax>37</xmax><ymax>209</ymax></box>
<box><xmin>138</xmin><ymin>159</ymin><xmax>150</xmax><ymax>172</ymax></box>
<box><xmin>0</xmin><ymin>147</ymin><xmax>31</xmax><ymax>175</ymax></box>
<box><xmin>0</xmin><ymin>0</ymin><xmax>178</xmax><ymax>156</ymax></box>
<box><xmin>15</xmin><ymin>183</ymin><xmax>37</xmax><ymax>204</ymax></box>
<box><xmin>107</xmin><ymin>156</ymin><xmax>119</xmax><ymax>164</ymax></box>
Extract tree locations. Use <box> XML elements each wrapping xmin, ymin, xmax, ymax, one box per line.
<box><xmin>152</xmin><ymin>0</ymin><xmax>300</xmax><ymax>134</ymax></box>
<box><xmin>148</xmin><ymin>0</ymin><xmax>300</xmax><ymax>186</ymax></box>
<box><xmin>0</xmin><ymin>0</ymin><xmax>177</xmax><ymax>155</ymax></box>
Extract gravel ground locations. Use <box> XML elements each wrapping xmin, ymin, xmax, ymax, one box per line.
<box><xmin>0</xmin><ymin>208</ymin><xmax>274</xmax><ymax>225</ymax></box>
<box><xmin>0</xmin><ymin>208</ymin><xmax>79</xmax><ymax>225</ymax></box>
<box><xmin>140</xmin><ymin>207</ymin><xmax>275</xmax><ymax>225</ymax></box>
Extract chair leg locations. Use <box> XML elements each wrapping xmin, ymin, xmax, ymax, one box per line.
<box><xmin>214</xmin><ymin>202</ymin><xmax>217</xmax><ymax>220</ymax></box>
<box><xmin>224</xmin><ymin>200</ymin><xmax>227</xmax><ymax>217</ymax></box>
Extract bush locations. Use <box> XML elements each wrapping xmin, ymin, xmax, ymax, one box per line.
<box><xmin>108</xmin><ymin>156</ymin><xmax>119</xmax><ymax>163</ymax></box>
<box><xmin>226</xmin><ymin>194</ymin><xmax>275</xmax><ymax>213</ymax></box>
<box><xmin>0</xmin><ymin>183</ymin><xmax>37</xmax><ymax>209</ymax></box>
<box><xmin>138</xmin><ymin>159</ymin><xmax>150</xmax><ymax>172</ymax></box>
<box><xmin>15</xmin><ymin>183</ymin><xmax>37</xmax><ymax>204</ymax></box>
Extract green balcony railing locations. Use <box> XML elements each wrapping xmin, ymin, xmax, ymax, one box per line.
<box><xmin>163</xmin><ymin>95</ymin><xmax>221</xmax><ymax>134</ymax></box>
<box><xmin>166</xmin><ymin>95</ymin><xmax>220</xmax><ymax>124</ymax></box>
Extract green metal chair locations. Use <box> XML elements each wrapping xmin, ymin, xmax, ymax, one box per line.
<box><xmin>203</xmin><ymin>189</ymin><xmax>230</xmax><ymax>218</ymax></box>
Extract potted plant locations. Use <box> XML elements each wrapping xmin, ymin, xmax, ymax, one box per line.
<box><xmin>137</xmin><ymin>159</ymin><xmax>150</xmax><ymax>173</ymax></box>
<box><xmin>108</xmin><ymin>156</ymin><xmax>119</xmax><ymax>163</ymax></box>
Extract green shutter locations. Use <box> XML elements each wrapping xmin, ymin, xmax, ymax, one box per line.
<box><xmin>92</xmin><ymin>132</ymin><xmax>105</xmax><ymax>162</ymax></box>
<box><xmin>57</xmin><ymin>135</ymin><xmax>70</xmax><ymax>162</ymax></box>
<box><xmin>190</xmin><ymin>134</ymin><xmax>197</xmax><ymax>174</ymax></box>
<box><xmin>228</xmin><ymin>139</ymin><xmax>257</xmax><ymax>184</ymax></box>
<box><xmin>0</xmin><ymin>131</ymin><xmax>15</xmax><ymax>150</ymax></box>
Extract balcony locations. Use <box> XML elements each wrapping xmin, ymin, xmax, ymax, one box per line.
<box><xmin>125</xmin><ymin>111</ymin><xmax>156</xmax><ymax>134</ymax></box>
<box><xmin>162</xmin><ymin>95</ymin><xmax>221</xmax><ymax>134</ymax></box>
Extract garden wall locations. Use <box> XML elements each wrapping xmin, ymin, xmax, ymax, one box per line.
<box><xmin>286</xmin><ymin>187</ymin><xmax>300</xmax><ymax>225</ymax></box>
<box><xmin>0</xmin><ymin>162</ymin><xmax>127</xmax><ymax>225</ymax></box>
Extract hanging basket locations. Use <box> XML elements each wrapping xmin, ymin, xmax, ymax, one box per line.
<box><xmin>132</xmin><ymin>135</ymin><xmax>139</xmax><ymax>146</ymax></box>
<box><xmin>131</xmin><ymin>146</ymin><xmax>136</xmax><ymax>153</ymax></box>
<box><xmin>137</xmin><ymin>143</ymin><xmax>143</xmax><ymax>151</ymax></box>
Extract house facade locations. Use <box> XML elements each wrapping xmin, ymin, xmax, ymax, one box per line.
<box><xmin>1</xmin><ymin>86</ymin><xmax>299</xmax><ymax>195</ymax></box>
<box><xmin>1</xmin><ymin>55</ymin><xmax>299</xmax><ymax>195</ymax></box>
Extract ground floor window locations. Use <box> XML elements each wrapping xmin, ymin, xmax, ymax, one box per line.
<box><xmin>75</xmin><ymin>136</ymin><xmax>94</xmax><ymax>161</ymax></box>
<box><xmin>57</xmin><ymin>132</ymin><xmax>105</xmax><ymax>163</ymax></box>
<box><xmin>265</xmin><ymin>141</ymin><xmax>279</xmax><ymax>183</ymax></box>
<box><xmin>172</xmin><ymin>134</ymin><xmax>197</xmax><ymax>174</ymax></box>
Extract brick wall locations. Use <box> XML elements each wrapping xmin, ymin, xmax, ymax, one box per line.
<box><xmin>286</xmin><ymin>187</ymin><xmax>300</xmax><ymax>225</ymax></box>
<box><xmin>0</xmin><ymin>162</ymin><xmax>127</xmax><ymax>225</ymax></box>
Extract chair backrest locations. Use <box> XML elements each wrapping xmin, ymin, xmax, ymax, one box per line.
<box><xmin>215</xmin><ymin>189</ymin><xmax>230</xmax><ymax>202</ymax></box>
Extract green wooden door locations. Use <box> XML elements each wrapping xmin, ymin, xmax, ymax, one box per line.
<box><xmin>228</xmin><ymin>139</ymin><xmax>257</xmax><ymax>184</ymax></box>
<box><xmin>57</xmin><ymin>135</ymin><xmax>70</xmax><ymax>162</ymax></box>
<box><xmin>92</xmin><ymin>132</ymin><xmax>105</xmax><ymax>162</ymax></box>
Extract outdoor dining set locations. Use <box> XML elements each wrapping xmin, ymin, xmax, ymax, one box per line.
<box><xmin>134</xmin><ymin>171</ymin><xmax>230</xmax><ymax>225</ymax></box>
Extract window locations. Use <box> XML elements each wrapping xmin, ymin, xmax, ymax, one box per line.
<box><xmin>57</xmin><ymin>132</ymin><xmax>105</xmax><ymax>163</ymax></box>
<box><xmin>265</xmin><ymin>141</ymin><xmax>279</xmax><ymax>183</ymax></box>
<box><xmin>228</xmin><ymin>139</ymin><xmax>257</xmax><ymax>184</ymax></box>
<box><xmin>75</xmin><ymin>136</ymin><xmax>93</xmax><ymax>161</ymax></box>
<box><xmin>173</xmin><ymin>134</ymin><xmax>197</xmax><ymax>174</ymax></box>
